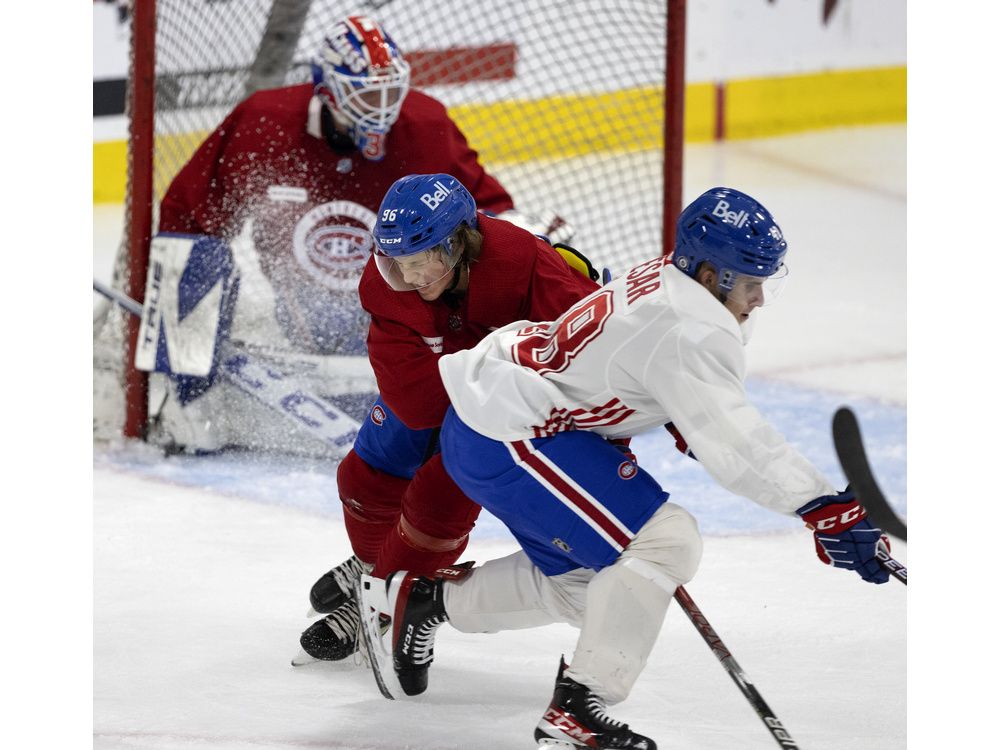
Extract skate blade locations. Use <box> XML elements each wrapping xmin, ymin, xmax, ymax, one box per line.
<box><xmin>356</xmin><ymin>574</ymin><xmax>407</xmax><ymax>700</ymax></box>
<box><xmin>290</xmin><ymin>649</ymin><xmax>320</xmax><ymax>667</ymax></box>
<box><xmin>536</xmin><ymin>740</ymin><xmax>578</xmax><ymax>749</ymax></box>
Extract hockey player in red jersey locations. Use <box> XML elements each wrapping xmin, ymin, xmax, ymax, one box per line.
<box><xmin>357</xmin><ymin>188</ymin><xmax>892</xmax><ymax>749</ymax></box>
<box><xmin>295</xmin><ymin>173</ymin><xmax>599</xmax><ymax>663</ymax></box>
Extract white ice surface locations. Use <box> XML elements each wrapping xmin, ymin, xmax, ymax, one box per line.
<box><xmin>92</xmin><ymin>126</ymin><xmax>912</xmax><ymax>749</ymax></box>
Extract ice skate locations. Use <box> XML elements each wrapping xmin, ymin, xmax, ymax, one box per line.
<box><xmin>308</xmin><ymin>555</ymin><xmax>371</xmax><ymax>615</ymax></box>
<box><xmin>296</xmin><ymin>597</ymin><xmax>361</xmax><ymax>663</ymax></box>
<box><xmin>356</xmin><ymin>572</ymin><xmax>448</xmax><ymax>699</ymax></box>
<box><xmin>534</xmin><ymin>659</ymin><xmax>656</xmax><ymax>750</ymax></box>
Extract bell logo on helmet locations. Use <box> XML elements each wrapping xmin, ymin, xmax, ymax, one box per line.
<box><xmin>712</xmin><ymin>199</ymin><xmax>749</xmax><ymax>229</ymax></box>
<box><xmin>419</xmin><ymin>180</ymin><xmax>453</xmax><ymax>211</ymax></box>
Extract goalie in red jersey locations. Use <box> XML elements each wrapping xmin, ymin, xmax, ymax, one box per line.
<box><xmin>152</xmin><ymin>15</ymin><xmax>571</xmax><ymax>453</ymax></box>
<box><xmin>295</xmin><ymin>173</ymin><xmax>600</xmax><ymax>664</ymax></box>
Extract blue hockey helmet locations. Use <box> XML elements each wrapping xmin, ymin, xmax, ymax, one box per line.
<box><xmin>373</xmin><ymin>174</ymin><xmax>479</xmax><ymax>291</ymax></box>
<box><xmin>311</xmin><ymin>16</ymin><xmax>410</xmax><ymax>160</ymax></box>
<box><xmin>673</xmin><ymin>187</ymin><xmax>788</xmax><ymax>296</ymax></box>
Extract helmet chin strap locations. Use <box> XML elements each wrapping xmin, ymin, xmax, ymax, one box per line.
<box><xmin>444</xmin><ymin>257</ymin><xmax>467</xmax><ymax>294</ymax></box>
<box><xmin>440</xmin><ymin>258</ymin><xmax>469</xmax><ymax>308</ymax></box>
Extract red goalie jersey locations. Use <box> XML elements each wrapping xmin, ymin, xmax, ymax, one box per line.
<box><xmin>158</xmin><ymin>84</ymin><xmax>513</xmax><ymax>355</ymax></box>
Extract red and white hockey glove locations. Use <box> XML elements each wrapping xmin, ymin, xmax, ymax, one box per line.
<box><xmin>796</xmin><ymin>490</ymin><xmax>890</xmax><ymax>584</ymax></box>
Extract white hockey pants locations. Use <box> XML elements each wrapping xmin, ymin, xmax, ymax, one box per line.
<box><xmin>442</xmin><ymin>501</ymin><xmax>703</xmax><ymax>704</ymax></box>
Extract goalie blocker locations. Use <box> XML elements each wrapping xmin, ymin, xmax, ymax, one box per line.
<box><xmin>130</xmin><ymin>233</ymin><xmax>366</xmax><ymax>456</ymax></box>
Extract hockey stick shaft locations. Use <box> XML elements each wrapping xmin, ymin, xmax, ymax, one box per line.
<box><xmin>94</xmin><ymin>279</ymin><xmax>362</xmax><ymax>454</ymax></box>
<box><xmin>876</xmin><ymin>547</ymin><xmax>907</xmax><ymax>585</ymax></box>
<box><xmin>674</xmin><ymin>586</ymin><xmax>800</xmax><ymax>749</ymax></box>
<box><xmin>94</xmin><ymin>278</ymin><xmax>143</xmax><ymax>317</ymax></box>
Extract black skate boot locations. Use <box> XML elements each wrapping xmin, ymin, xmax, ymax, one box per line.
<box><xmin>386</xmin><ymin>572</ymin><xmax>449</xmax><ymax>696</ymax></box>
<box><xmin>298</xmin><ymin>599</ymin><xmax>361</xmax><ymax>661</ymax></box>
<box><xmin>308</xmin><ymin>555</ymin><xmax>371</xmax><ymax>614</ymax></box>
<box><xmin>534</xmin><ymin>658</ymin><xmax>657</xmax><ymax>750</ymax></box>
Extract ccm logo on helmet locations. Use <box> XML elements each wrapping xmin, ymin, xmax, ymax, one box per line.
<box><xmin>420</xmin><ymin>180</ymin><xmax>453</xmax><ymax>210</ymax></box>
<box><xmin>712</xmin><ymin>199</ymin><xmax>749</xmax><ymax>229</ymax></box>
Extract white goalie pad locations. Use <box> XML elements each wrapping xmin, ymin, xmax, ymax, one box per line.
<box><xmin>356</xmin><ymin>574</ymin><xmax>407</xmax><ymax>701</ymax></box>
<box><xmin>129</xmin><ymin>228</ymin><xmax>378</xmax><ymax>458</ymax></box>
<box><xmin>146</xmin><ymin>344</ymin><xmax>371</xmax><ymax>457</ymax></box>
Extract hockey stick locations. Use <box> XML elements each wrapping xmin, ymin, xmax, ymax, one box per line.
<box><xmin>673</xmin><ymin>586</ymin><xmax>800</xmax><ymax>749</ymax></box>
<box><xmin>831</xmin><ymin>407</ymin><xmax>907</xmax><ymax>541</ymax></box>
<box><xmin>875</xmin><ymin>547</ymin><xmax>907</xmax><ymax>585</ymax></box>
<box><xmin>94</xmin><ymin>279</ymin><xmax>362</xmax><ymax>455</ymax></box>
<box><xmin>831</xmin><ymin>407</ymin><xmax>908</xmax><ymax>585</ymax></box>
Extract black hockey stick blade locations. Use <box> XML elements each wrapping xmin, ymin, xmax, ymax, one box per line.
<box><xmin>832</xmin><ymin>407</ymin><xmax>907</xmax><ymax>541</ymax></box>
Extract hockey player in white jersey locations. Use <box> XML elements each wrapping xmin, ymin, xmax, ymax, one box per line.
<box><xmin>357</xmin><ymin>187</ymin><xmax>890</xmax><ymax>749</ymax></box>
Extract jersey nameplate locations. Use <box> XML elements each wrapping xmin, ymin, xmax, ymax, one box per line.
<box><xmin>623</xmin><ymin>256</ymin><xmax>666</xmax><ymax>311</ymax></box>
<box><xmin>267</xmin><ymin>185</ymin><xmax>308</xmax><ymax>203</ymax></box>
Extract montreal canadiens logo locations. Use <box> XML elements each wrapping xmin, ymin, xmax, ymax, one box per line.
<box><xmin>292</xmin><ymin>201</ymin><xmax>376</xmax><ymax>291</ymax></box>
<box><xmin>370</xmin><ymin>405</ymin><xmax>387</xmax><ymax>426</ymax></box>
<box><xmin>618</xmin><ymin>461</ymin><xmax>637</xmax><ymax>480</ymax></box>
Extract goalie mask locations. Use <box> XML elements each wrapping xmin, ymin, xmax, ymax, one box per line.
<box><xmin>312</xmin><ymin>16</ymin><xmax>411</xmax><ymax>161</ymax></box>
<box><xmin>673</xmin><ymin>186</ymin><xmax>789</xmax><ymax>308</ymax></box>
<box><xmin>373</xmin><ymin>174</ymin><xmax>478</xmax><ymax>292</ymax></box>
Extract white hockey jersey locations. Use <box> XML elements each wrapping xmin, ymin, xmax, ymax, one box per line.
<box><xmin>438</xmin><ymin>258</ymin><xmax>836</xmax><ymax>514</ymax></box>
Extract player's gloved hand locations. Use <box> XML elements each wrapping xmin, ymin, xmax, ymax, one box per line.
<box><xmin>796</xmin><ymin>490</ymin><xmax>890</xmax><ymax>584</ymax></box>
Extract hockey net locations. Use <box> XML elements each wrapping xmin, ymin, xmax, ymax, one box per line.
<box><xmin>94</xmin><ymin>0</ymin><xmax>685</xmax><ymax>450</ymax></box>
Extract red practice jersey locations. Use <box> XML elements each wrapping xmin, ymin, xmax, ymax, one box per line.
<box><xmin>361</xmin><ymin>215</ymin><xmax>600</xmax><ymax>430</ymax></box>
<box><xmin>157</xmin><ymin>84</ymin><xmax>513</xmax><ymax>353</ymax></box>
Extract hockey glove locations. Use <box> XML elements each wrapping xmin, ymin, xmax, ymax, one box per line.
<box><xmin>796</xmin><ymin>490</ymin><xmax>890</xmax><ymax>584</ymax></box>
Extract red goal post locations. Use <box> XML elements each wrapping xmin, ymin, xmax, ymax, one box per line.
<box><xmin>100</xmin><ymin>0</ymin><xmax>687</xmax><ymax>440</ymax></box>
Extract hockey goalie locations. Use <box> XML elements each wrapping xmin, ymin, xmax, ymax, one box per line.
<box><xmin>128</xmin><ymin>15</ymin><xmax>571</xmax><ymax>457</ymax></box>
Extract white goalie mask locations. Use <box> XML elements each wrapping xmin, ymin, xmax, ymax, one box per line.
<box><xmin>312</xmin><ymin>16</ymin><xmax>411</xmax><ymax>161</ymax></box>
